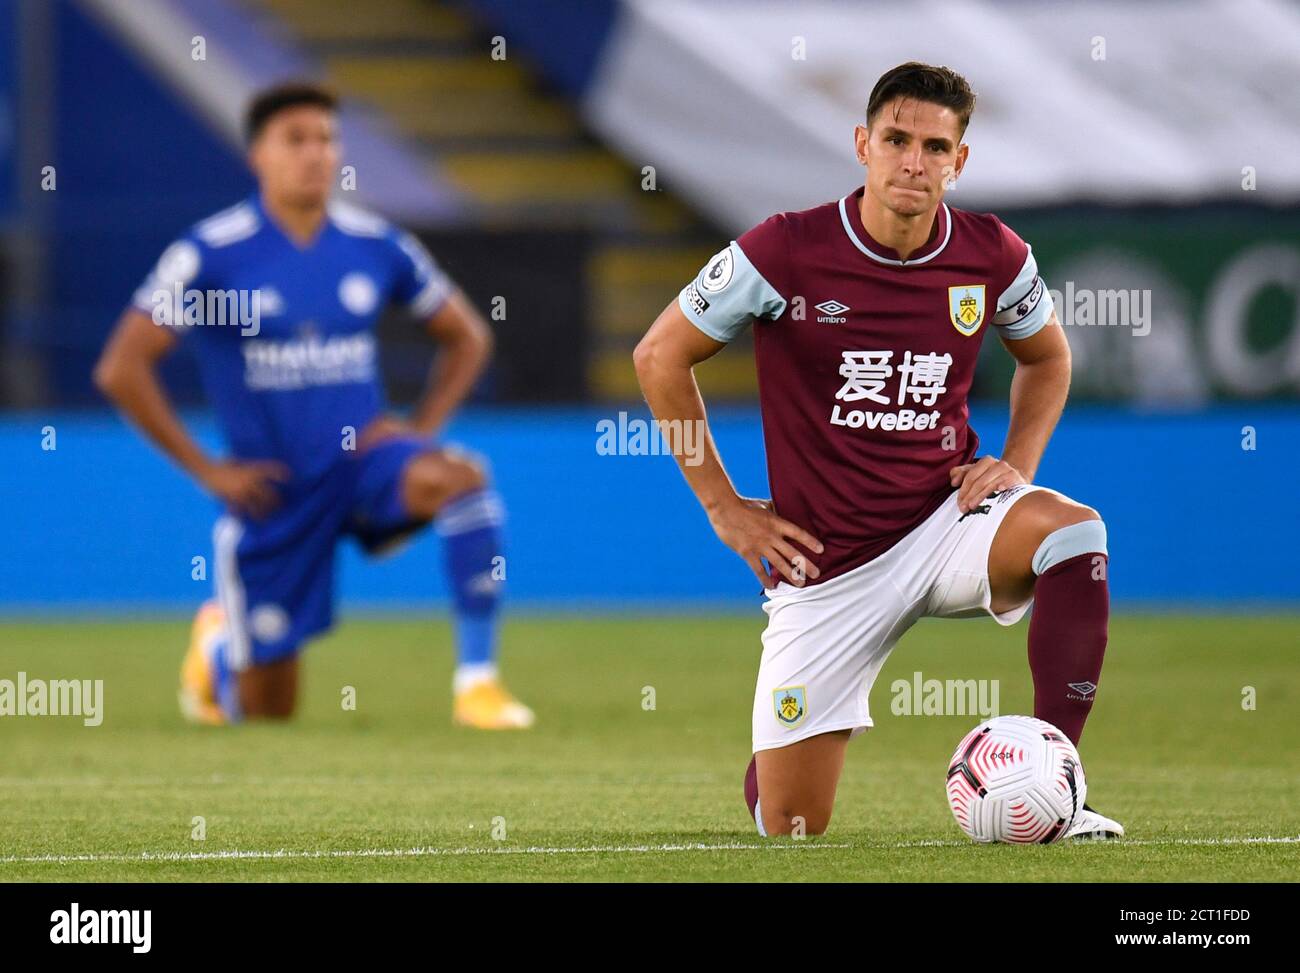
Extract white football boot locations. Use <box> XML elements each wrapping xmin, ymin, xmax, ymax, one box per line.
<box><xmin>1067</xmin><ymin>803</ymin><xmax>1125</xmax><ymax>840</ymax></box>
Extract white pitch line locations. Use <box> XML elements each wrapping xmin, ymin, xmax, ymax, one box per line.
<box><xmin>0</xmin><ymin>842</ymin><xmax>851</xmax><ymax>865</ymax></box>
<box><xmin>886</xmin><ymin>835</ymin><xmax>1300</xmax><ymax>849</ymax></box>
<box><xmin>1</xmin><ymin>835</ymin><xmax>1297</xmax><ymax>865</ymax></box>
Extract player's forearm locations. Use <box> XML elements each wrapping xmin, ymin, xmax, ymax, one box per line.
<box><xmin>634</xmin><ymin>357</ymin><xmax>740</xmax><ymax>514</ymax></box>
<box><xmin>409</xmin><ymin>329</ymin><xmax>490</xmax><ymax>435</ymax></box>
<box><xmin>94</xmin><ymin>360</ymin><xmax>215</xmax><ymax>481</ymax></box>
<box><xmin>1001</xmin><ymin>355</ymin><xmax>1070</xmax><ymax>482</ymax></box>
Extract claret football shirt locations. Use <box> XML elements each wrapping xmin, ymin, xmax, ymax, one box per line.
<box><xmin>679</xmin><ymin>186</ymin><xmax>1054</xmax><ymax>585</ymax></box>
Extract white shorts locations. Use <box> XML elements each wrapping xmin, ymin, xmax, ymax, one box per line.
<box><xmin>753</xmin><ymin>484</ymin><xmax>1054</xmax><ymax>752</ymax></box>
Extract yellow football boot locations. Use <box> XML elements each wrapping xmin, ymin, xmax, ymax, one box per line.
<box><xmin>452</xmin><ymin>679</ymin><xmax>535</xmax><ymax>730</ymax></box>
<box><xmin>178</xmin><ymin>601</ymin><xmax>227</xmax><ymax>725</ymax></box>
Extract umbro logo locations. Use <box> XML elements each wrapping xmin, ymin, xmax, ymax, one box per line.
<box><xmin>814</xmin><ymin>299</ymin><xmax>849</xmax><ymax>323</ymax></box>
<box><xmin>1067</xmin><ymin>681</ymin><xmax>1098</xmax><ymax>699</ymax></box>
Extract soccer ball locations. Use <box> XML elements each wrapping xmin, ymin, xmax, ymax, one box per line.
<box><xmin>945</xmin><ymin>715</ymin><xmax>1085</xmax><ymax>844</ymax></box>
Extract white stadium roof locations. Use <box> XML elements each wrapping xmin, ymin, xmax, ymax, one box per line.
<box><xmin>585</xmin><ymin>0</ymin><xmax>1300</xmax><ymax>230</ymax></box>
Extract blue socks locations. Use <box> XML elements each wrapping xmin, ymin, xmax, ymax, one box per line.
<box><xmin>209</xmin><ymin>632</ymin><xmax>242</xmax><ymax>722</ymax></box>
<box><xmin>436</xmin><ymin>489</ymin><xmax>506</xmax><ymax>687</ymax></box>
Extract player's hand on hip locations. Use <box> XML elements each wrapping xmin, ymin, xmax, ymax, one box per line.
<box><xmin>949</xmin><ymin>456</ymin><xmax>1026</xmax><ymax>513</ymax></box>
<box><xmin>199</xmin><ymin>459</ymin><xmax>291</xmax><ymax>520</ymax></box>
<box><xmin>708</xmin><ymin>497</ymin><xmax>824</xmax><ymax>589</ymax></box>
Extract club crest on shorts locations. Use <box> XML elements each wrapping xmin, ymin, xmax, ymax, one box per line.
<box><xmin>773</xmin><ymin>686</ymin><xmax>807</xmax><ymax>728</ymax></box>
<box><xmin>948</xmin><ymin>284</ymin><xmax>986</xmax><ymax>336</ymax></box>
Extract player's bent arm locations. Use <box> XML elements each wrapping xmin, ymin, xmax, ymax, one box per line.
<box><xmin>632</xmin><ymin>300</ymin><xmax>738</xmax><ymax>514</ymax></box>
<box><xmin>93</xmin><ymin>309</ymin><xmax>215</xmax><ymax>480</ymax></box>
<box><xmin>94</xmin><ymin>310</ymin><xmax>289</xmax><ymax>516</ymax></box>
<box><xmin>998</xmin><ymin>309</ymin><xmax>1071</xmax><ymax>482</ymax></box>
<box><xmin>409</xmin><ymin>289</ymin><xmax>493</xmax><ymax>436</ymax></box>
<box><xmin>634</xmin><ymin>301</ymin><xmax>824</xmax><ymax>588</ymax></box>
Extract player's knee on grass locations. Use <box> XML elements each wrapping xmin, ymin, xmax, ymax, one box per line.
<box><xmin>761</xmin><ymin>801</ymin><xmax>834</xmax><ymax>837</ymax></box>
<box><xmin>402</xmin><ymin>452</ymin><xmax>488</xmax><ymax>521</ymax></box>
<box><xmin>754</xmin><ymin>731</ymin><xmax>849</xmax><ymax>837</ymax></box>
<box><xmin>237</xmin><ymin>657</ymin><xmax>299</xmax><ymax>719</ymax></box>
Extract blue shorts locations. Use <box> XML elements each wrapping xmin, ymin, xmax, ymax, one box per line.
<box><xmin>211</xmin><ymin>438</ymin><xmax>431</xmax><ymax>669</ymax></box>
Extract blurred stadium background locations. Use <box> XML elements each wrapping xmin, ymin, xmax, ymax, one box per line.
<box><xmin>2</xmin><ymin>0</ymin><xmax>1298</xmax><ymax>613</ymax></box>
<box><xmin>2</xmin><ymin>0</ymin><xmax>1300</xmax><ymax>884</ymax></box>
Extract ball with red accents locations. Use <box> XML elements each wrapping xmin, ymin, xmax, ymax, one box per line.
<box><xmin>946</xmin><ymin>715</ymin><xmax>1086</xmax><ymax>844</ymax></box>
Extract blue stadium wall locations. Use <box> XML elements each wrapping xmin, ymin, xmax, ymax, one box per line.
<box><xmin>1</xmin><ymin>407</ymin><xmax>1295</xmax><ymax>612</ymax></box>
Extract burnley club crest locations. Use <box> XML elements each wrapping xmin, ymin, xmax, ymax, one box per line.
<box><xmin>773</xmin><ymin>686</ymin><xmax>807</xmax><ymax>728</ymax></box>
<box><xmin>948</xmin><ymin>284</ymin><xmax>986</xmax><ymax>336</ymax></box>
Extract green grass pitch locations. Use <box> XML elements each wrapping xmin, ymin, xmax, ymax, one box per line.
<box><xmin>0</xmin><ymin>613</ymin><xmax>1296</xmax><ymax>882</ymax></box>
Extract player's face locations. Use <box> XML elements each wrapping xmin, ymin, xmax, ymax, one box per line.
<box><xmin>856</xmin><ymin>98</ymin><xmax>968</xmax><ymax>218</ymax></box>
<box><xmin>249</xmin><ymin>106</ymin><xmax>339</xmax><ymax>208</ymax></box>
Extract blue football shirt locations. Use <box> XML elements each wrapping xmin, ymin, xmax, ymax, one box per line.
<box><xmin>131</xmin><ymin>194</ymin><xmax>452</xmax><ymax>481</ymax></box>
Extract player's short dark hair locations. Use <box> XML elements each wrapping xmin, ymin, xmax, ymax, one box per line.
<box><xmin>866</xmin><ymin>62</ymin><xmax>976</xmax><ymax>137</ymax></box>
<box><xmin>244</xmin><ymin>81</ymin><xmax>339</xmax><ymax>144</ymax></box>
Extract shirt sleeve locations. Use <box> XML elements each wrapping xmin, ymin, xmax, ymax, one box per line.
<box><xmin>677</xmin><ymin>215</ymin><xmax>788</xmax><ymax>343</ymax></box>
<box><xmin>391</xmin><ymin>230</ymin><xmax>453</xmax><ymax>319</ymax></box>
<box><xmin>130</xmin><ymin>235</ymin><xmax>209</xmax><ymax>330</ymax></box>
<box><xmin>992</xmin><ymin>221</ymin><xmax>1054</xmax><ymax>340</ymax></box>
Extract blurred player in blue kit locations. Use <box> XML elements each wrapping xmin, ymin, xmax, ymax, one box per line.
<box><xmin>94</xmin><ymin>83</ymin><xmax>534</xmax><ymax>729</ymax></box>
